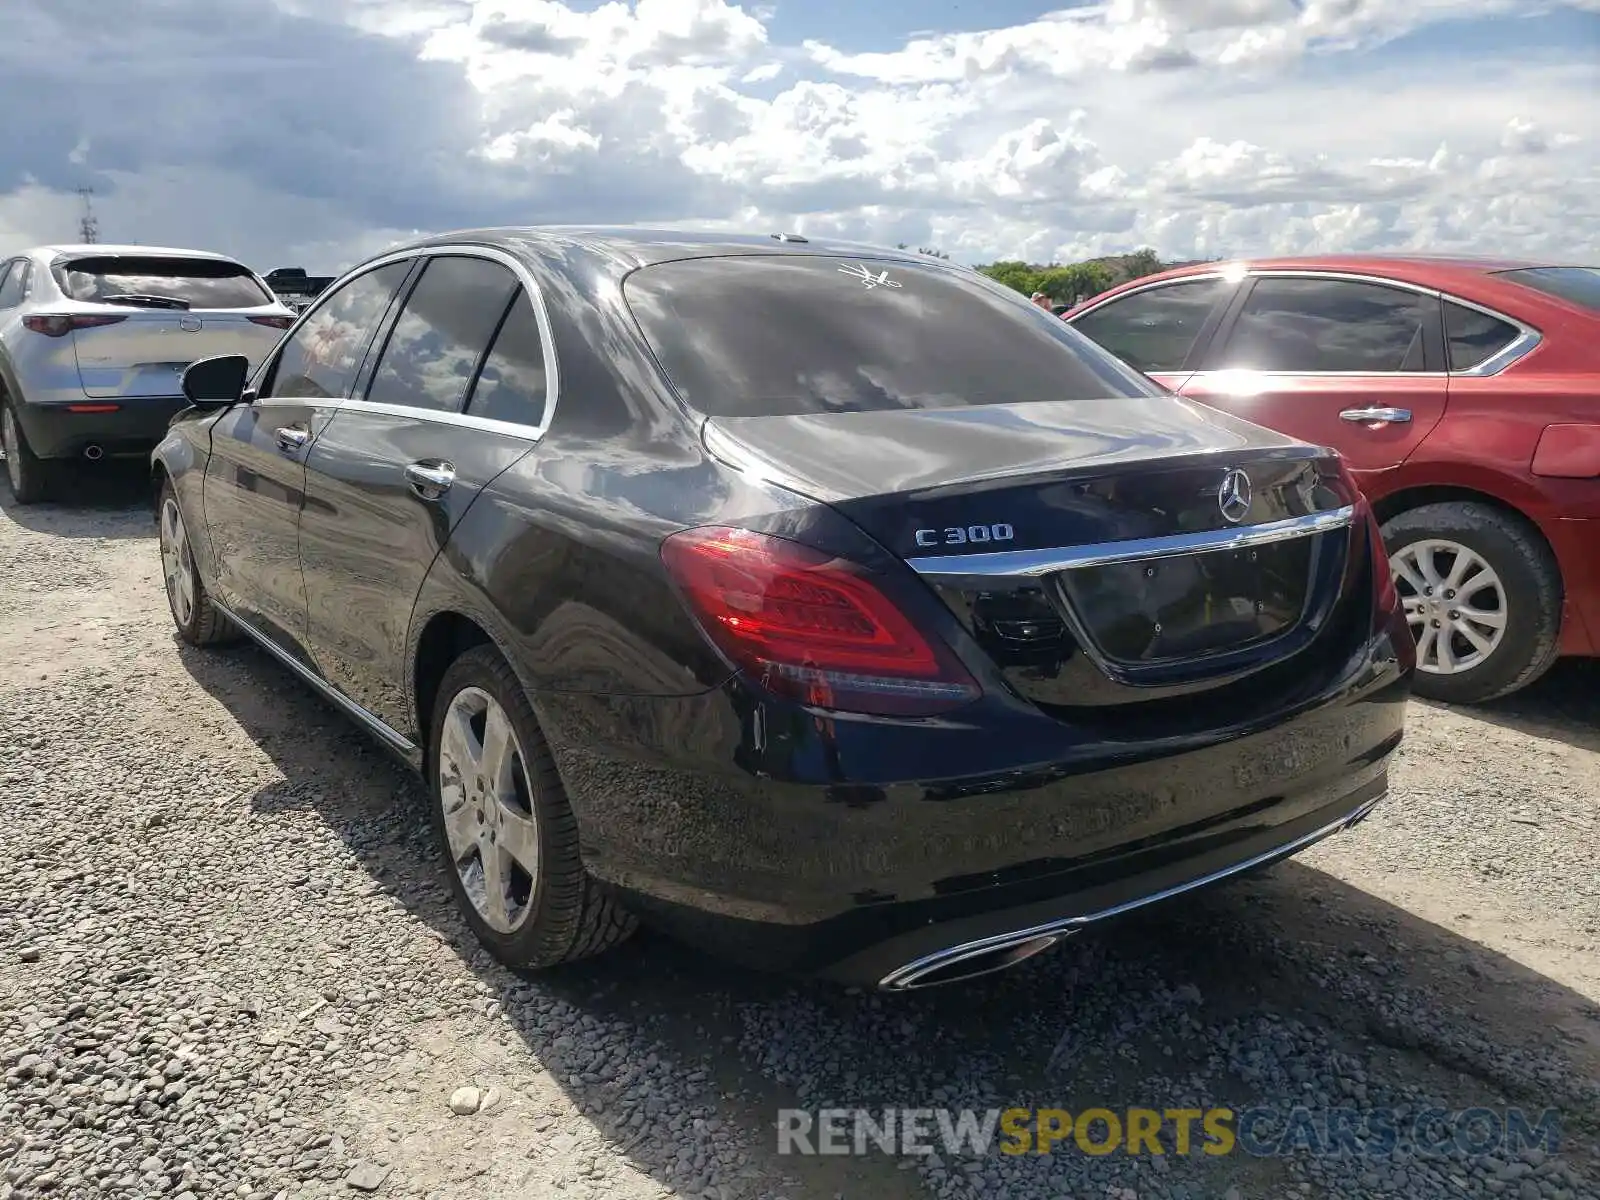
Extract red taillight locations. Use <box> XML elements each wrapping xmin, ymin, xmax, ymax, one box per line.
<box><xmin>23</xmin><ymin>314</ymin><xmax>128</xmax><ymax>338</ymax></box>
<box><xmin>66</xmin><ymin>404</ymin><xmax>120</xmax><ymax>413</ymax></box>
<box><xmin>659</xmin><ymin>526</ymin><xmax>980</xmax><ymax>717</ymax></box>
<box><xmin>248</xmin><ymin>315</ymin><xmax>295</xmax><ymax>329</ymax></box>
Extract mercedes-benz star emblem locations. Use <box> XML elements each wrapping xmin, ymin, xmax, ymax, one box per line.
<box><xmin>1217</xmin><ymin>469</ymin><xmax>1252</xmax><ymax>524</ymax></box>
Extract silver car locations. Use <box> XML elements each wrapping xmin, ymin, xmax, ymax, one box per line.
<box><xmin>0</xmin><ymin>244</ymin><xmax>295</xmax><ymax>503</ymax></box>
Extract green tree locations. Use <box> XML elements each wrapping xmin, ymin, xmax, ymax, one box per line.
<box><xmin>1122</xmin><ymin>247</ymin><xmax>1163</xmax><ymax>282</ymax></box>
<box><xmin>975</xmin><ymin>260</ymin><xmax>1043</xmax><ymax>295</ymax></box>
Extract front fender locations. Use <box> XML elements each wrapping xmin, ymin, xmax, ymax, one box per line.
<box><xmin>151</xmin><ymin>416</ymin><xmax>221</xmax><ymax>588</ymax></box>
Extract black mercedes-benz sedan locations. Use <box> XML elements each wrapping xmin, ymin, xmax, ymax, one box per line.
<box><xmin>152</xmin><ymin>228</ymin><xmax>1414</xmax><ymax>990</ymax></box>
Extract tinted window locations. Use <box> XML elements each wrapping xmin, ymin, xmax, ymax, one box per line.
<box><xmin>467</xmin><ymin>290</ymin><xmax>548</xmax><ymax>426</ymax></box>
<box><xmin>1444</xmin><ymin>301</ymin><xmax>1520</xmax><ymax>372</ymax></box>
<box><xmin>1070</xmin><ymin>279</ymin><xmax>1228</xmax><ymax>373</ymax></box>
<box><xmin>267</xmin><ymin>262</ymin><xmax>410</xmax><ymax>400</ymax></box>
<box><xmin>623</xmin><ymin>256</ymin><xmax>1160</xmax><ymax>419</ymax></box>
<box><xmin>365</xmin><ymin>256</ymin><xmax>519</xmax><ymax>414</ymax></box>
<box><xmin>1215</xmin><ymin>277</ymin><xmax>1431</xmax><ymax>373</ymax></box>
<box><xmin>1496</xmin><ymin>266</ymin><xmax>1600</xmax><ymax>313</ymax></box>
<box><xmin>0</xmin><ymin>262</ymin><xmax>21</xmax><ymax>308</ymax></box>
<box><xmin>56</xmin><ymin>255</ymin><xmax>270</xmax><ymax>308</ymax></box>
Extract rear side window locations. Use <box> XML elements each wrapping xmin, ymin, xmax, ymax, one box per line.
<box><xmin>55</xmin><ymin>255</ymin><xmax>271</xmax><ymax>309</ymax></box>
<box><xmin>1213</xmin><ymin>277</ymin><xmax>1431</xmax><ymax>373</ymax></box>
<box><xmin>0</xmin><ymin>261</ymin><xmax>22</xmax><ymax>308</ymax></box>
<box><xmin>364</xmin><ymin>256</ymin><xmax>519</xmax><ymax>414</ymax></box>
<box><xmin>623</xmin><ymin>255</ymin><xmax>1161</xmax><ymax>419</ymax></box>
<box><xmin>467</xmin><ymin>290</ymin><xmax>548</xmax><ymax>426</ymax></box>
<box><xmin>1495</xmin><ymin>266</ymin><xmax>1600</xmax><ymax>313</ymax></box>
<box><xmin>1444</xmin><ymin>301</ymin><xmax>1520</xmax><ymax>372</ymax></box>
<box><xmin>266</xmin><ymin>261</ymin><xmax>411</xmax><ymax>401</ymax></box>
<box><xmin>1069</xmin><ymin>278</ymin><xmax>1229</xmax><ymax>373</ymax></box>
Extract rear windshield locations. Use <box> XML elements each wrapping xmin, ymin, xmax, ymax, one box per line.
<box><xmin>622</xmin><ymin>255</ymin><xmax>1162</xmax><ymax>418</ymax></box>
<box><xmin>55</xmin><ymin>255</ymin><xmax>271</xmax><ymax>309</ymax></box>
<box><xmin>1494</xmin><ymin>266</ymin><xmax>1600</xmax><ymax>313</ymax></box>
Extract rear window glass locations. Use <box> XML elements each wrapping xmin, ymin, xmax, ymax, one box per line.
<box><xmin>622</xmin><ymin>255</ymin><xmax>1162</xmax><ymax>418</ymax></box>
<box><xmin>55</xmin><ymin>255</ymin><xmax>271</xmax><ymax>309</ymax></box>
<box><xmin>1495</xmin><ymin>266</ymin><xmax>1600</xmax><ymax>313</ymax></box>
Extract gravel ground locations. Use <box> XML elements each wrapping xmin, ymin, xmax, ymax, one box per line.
<box><xmin>2</xmin><ymin>467</ymin><xmax>1597</xmax><ymax>1200</ymax></box>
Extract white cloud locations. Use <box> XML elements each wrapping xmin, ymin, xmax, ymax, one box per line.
<box><xmin>0</xmin><ymin>0</ymin><xmax>1596</xmax><ymax>272</ymax></box>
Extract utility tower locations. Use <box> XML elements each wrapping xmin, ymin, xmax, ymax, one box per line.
<box><xmin>77</xmin><ymin>188</ymin><xmax>99</xmax><ymax>244</ymax></box>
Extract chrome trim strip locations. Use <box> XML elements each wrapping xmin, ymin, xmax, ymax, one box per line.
<box><xmin>906</xmin><ymin>505</ymin><xmax>1355</xmax><ymax>581</ymax></box>
<box><xmin>879</xmin><ymin>792</ymin><xmax>1385</xmax><ymax>991</ymax></box>
<box><xmin>1188</xmin><ymin>370</ymin><xmax>1448</xmax><ymax>379</ymax></box>
<box><xmin>1066</xmin><ymin>271</ymin><xmax>1229</xmax><ymax>321</ymax></box>
<box><xmin>1244</xmin><ymin>268</ymin><xmax>1442</xmax><ymax>300</ymax></box>
<box><xmin>214</xmin><ymin>601</ymin><xmax>419</xmax><ymax>756</ymax></box>
<box><xmin>1439</xmin><ymin>292</ymin><xmax>1543</xmax><ymax>376</ymax></box>
<box><xmin>248</xmin><ymin>243</ymin><xmax>561</xmax><ymax>440</ymax></box>
<box><xmin>1073</xmin><ymin>266</ymin><xmax>1542</xmax><ymax>379</ymax></box>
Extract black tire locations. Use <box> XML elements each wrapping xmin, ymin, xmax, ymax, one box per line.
<box><xmin>1</xmin><ymin>398</ymin><xmax>49</xmax><ymax>505</ymax></box>
<box><xmin>427</xmin><ymin>644</ymin><xmax>636</xmax><ymax>970</ymax></box>
<box><xmin>157</xmin><ymin>478</ymin><xmax>237</xmax><ymax>646</ymax></box>
<box><xmin>1381</xmin><ymin>501</ymin><xmax>1561</xmax><ymax>705</ymax></box>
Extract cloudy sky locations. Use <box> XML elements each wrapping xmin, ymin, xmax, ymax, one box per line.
<box><xmin>1</xmin><ymin>0</ymin><xmax>1596</xmax><ymax>273</ymax></box>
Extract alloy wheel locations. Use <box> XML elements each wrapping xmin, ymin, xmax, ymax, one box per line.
<box><xmin>437</xmin><ymin>686</ymin><xmax>541</xmax><ymax>933</ymax></box>
<box><xmin>159</xmin><ymin>496</ymin><xmax>196</xmax><ymax>627</ymax></box>
<box><xmin>1390</xmin><ymin>538</ymin><xmax>1507</xmax><ymax>675</ymax></box>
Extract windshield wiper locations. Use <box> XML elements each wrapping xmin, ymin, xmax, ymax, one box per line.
<box><xmin>100</xmin><ymin>293</ymin><xmax>192</xmax><ymax>310</ymax></box>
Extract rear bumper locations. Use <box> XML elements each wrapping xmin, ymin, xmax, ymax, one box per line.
<box><xmin>534</xmin><ymin>617</ymin><xmax>1412</xmax><ymax>987</ymax></box>
<box><xmin>11</xmin><ymin>396</ymin><xmax>187</xmax><ymax>460</ymax></box>
<box><xmin>1549</xmin><ymin>517</ymin><xmax>1599</xmax><ymax>658</ymax></box>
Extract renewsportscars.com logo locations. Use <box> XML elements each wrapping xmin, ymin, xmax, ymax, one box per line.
<box><xmin>776</xmin><ymin>1106</ymin><xmax>1563</xmax><ymax>1160</ymax></box>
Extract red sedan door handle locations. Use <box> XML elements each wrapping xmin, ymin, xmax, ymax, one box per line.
<box><xmin>1339</xmin><ymin>406</ymin><xmax>1412</xmax><ymax>425</ymax></box>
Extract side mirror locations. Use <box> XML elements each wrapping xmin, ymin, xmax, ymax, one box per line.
<box><xmin>182</xmin><ymin>354</ymin><xmax>250</xmax><ymax>410</ymax></box>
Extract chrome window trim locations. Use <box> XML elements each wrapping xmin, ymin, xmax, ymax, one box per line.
<box><xmin>1231</xmin><ymin>269</ymin><xmax>1541</xmax><ymax>378</ymax></box>
<box><xmin>1243</xmin><ymin>268</ymin><xmax>1443</xmax><ymax>299</ymax></box>
<box><xmin>906</xmin><ymin>505</ymin><xmax>1355</xmax><ymax>583</ymax></box>
<box><xmin>1065</xmin><ymin>272</ymin><xmax>1229</xmax><ymax>323</ymax></box>
<box><xmin>1184</xmin><ymin>370</ymin><xmax>1448</xmax><ymax>380</ymax></box>
<box><xmin>1439</xmin><ymin>293</ymin><xmax>1542</xmax><ymax>377</ymax></box>
<box><xmin>1078</xmin><ymin>267</ymin><xmax>1541</xmax><ymax>380</ymax></box>
<box><xmin>254</xmin><ymin>243</ymin><xmax>561</xmax><ymax>440</ymax></box>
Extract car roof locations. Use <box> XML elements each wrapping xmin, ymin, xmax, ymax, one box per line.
<box><xmin>1147</xmin><ymin>253</ymin><xmax>1569</xmax><ymax>283</ymax></box>
<box><xmin>32</xmin><ymin>243</ymin><xmax>244</xmax><ymax>262</ymax></box>
<box><xmin>404</xmin><ymin>226</ymin><xmax>938</xmax><ymax>272</ymax></box>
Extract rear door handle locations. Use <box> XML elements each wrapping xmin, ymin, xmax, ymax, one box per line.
<box><xmin>404</xmin><ymin>460</ymin><xmax>455</xmax><ymax>501</ymax></box>
<box><xmin>1339</xmin><ymin>407</ymin><xmax>1412</xmax><ymax>425</ymax></box>
<box><xmin>274</xmin><ymin>424</ymin><xmax>310</xmax><ymax>453</ymax></box>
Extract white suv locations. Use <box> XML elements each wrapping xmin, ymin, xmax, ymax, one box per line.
<box><xmin>0</xmin><ymin>244</ymin><xmax>296</xmax><ymax>504</ymax></box>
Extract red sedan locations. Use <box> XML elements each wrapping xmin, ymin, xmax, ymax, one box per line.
<box><xmin>1066</xmin><ymin>256</ymin><xmax>1599</xmax><ymax>704</ymax></box>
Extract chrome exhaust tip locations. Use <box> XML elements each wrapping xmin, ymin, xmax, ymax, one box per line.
<box><xmin>83</xmin><ymin>444</ymin><xmax>104</xmax><ymax>461</ymax></box>
<box><xmin>880</xmin><ymin>932</ymin><xmax>1065</xmax><ymax>991</ymax></box>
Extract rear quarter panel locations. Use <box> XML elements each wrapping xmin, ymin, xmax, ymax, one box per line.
<box><xmin>1383</xmin><ymin>370</ymin><xmax>1600</xmax><ymax>656</ymax></box>
<box><xmin>403</xmin><ymin>242</ymin><xmax>812</xmax><ymax>735</ymax></box>
<box><xmin>1417</xmin><ymin>372</ymin><xmax>1600</xmax><ymax>522</ymax></box>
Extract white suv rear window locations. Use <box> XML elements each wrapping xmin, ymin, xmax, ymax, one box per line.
<box><xmin>56</xmin><ymin>255</ymin><xmax>271</xmax><ymax>309</ymax></box>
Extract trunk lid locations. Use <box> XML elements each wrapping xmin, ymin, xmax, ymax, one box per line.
<box><xmin>71</xmin><ymin>311</ymin><xmax>284</xmax><ymax>398</ymax></box>
<box><xmin>704</xmin><ymin>398</ymin><xmax>1367</xmax><ymax>716</ymax></box>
